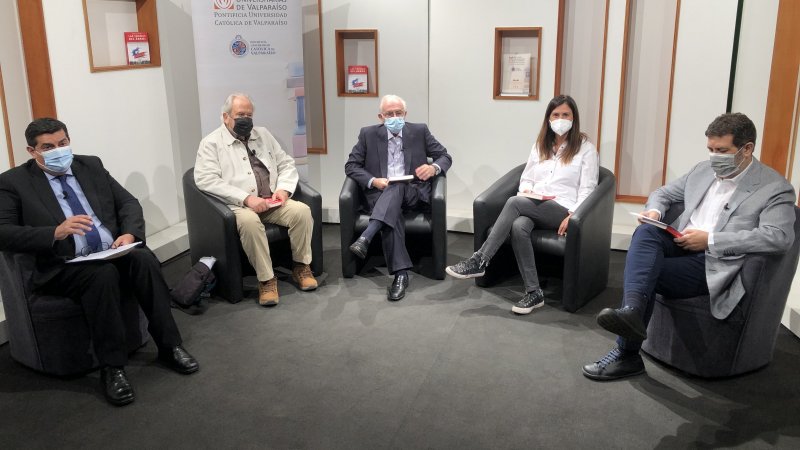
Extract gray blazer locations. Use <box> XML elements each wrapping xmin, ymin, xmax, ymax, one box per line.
<box><xmin>646</xmin><ymin>158</ymin><xmax>796</xmax><ymax>319</ymax></box>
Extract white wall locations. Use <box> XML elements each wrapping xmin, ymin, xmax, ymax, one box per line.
<box><xmin>308</xmin><ymin>0</ymin><xmax>430</xmax><ymax>220</ymax></box>
<box><xmin>726</xmin><ymin>0</ymin><xmax>800</xmax><ymax>332</ymax></box>
<box><xmin>604</xmin><ymin>0</ymin><xmax>737</xmax><ymax>247</ymax></box>
<box><xmin>560</xmin><ymin>0</ymin><xmax>606</xmax><ymax>144</ymax></box>
<box><xmin>731</xmin><ymin>0</ymin><xmax>779</xmax><ymax>160</ymax></box>
<box><xmin>429</xmin><ymin>0</ymin><xmax>560</xmax><ymax>231</ymax></box>
<box><xmin>41</xmin><ymin>0</ymin><xmax>187</xmax><ymax>236</ymax></box>
<box><xmin>666</xmin><ymin>0</ymin><xmax>737</xmax><ymax>180</ymax></box>
<box><xmin>157</xmin><ymin>0</ymin><xmax>203</xmax><ymax>222</ymax></box>
<box><xmin>0</xmin><ymin>0</ymin><xmax>33</xmax><ymax>168</ymax></box>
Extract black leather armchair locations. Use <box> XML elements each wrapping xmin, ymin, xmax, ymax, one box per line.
<box><xmin>642</xmin><ymin>206</ymin><xmax>800</xmax><ymax>377</ymax></box>
<box><xmin>339</xmin><ymin>175</ymin><xmax>447</xmax><ymax>279</ymax></box>
<box><xmin>182</xmin><ymin>168</ymin><xmax>323</xmax><ymax>304</ymax></box>
<box><xmin>0</xmin><ymin>251</ymin><xmax>148</xmax><ymax>376</ymax></box>
<box><xmin>473</xmin><ymin>165</ymin><xmax>616</xmax><ymax>312</ymax></box>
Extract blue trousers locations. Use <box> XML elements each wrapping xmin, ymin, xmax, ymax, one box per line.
<box><xmin>618</xmin><ymin>224</ymin><xmax>708</xmax><ymax>351</ymax></box>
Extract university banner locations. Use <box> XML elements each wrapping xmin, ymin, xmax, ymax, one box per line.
<box><xmin>191</xmin><ymin>0</ymin><xmax>307</xmax><ymax>171</ymax></box>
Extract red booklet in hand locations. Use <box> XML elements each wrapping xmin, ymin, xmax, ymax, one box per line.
<box><xmin>630</xmin><ymin>212</ymin><xmax>683</xmax><ymax>238</ymax></box>
<box><xmin>263</xmin><ymin>197</ymin><xmax>284</xmax><ymax>208</ymax></box>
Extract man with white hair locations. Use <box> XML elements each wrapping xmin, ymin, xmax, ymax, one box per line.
<box><xmin>345</xmin><ymin>94</ymin><xmax>452</xmax><ymax>300</ymax></box>
<box><xmin>195</xmin><ymin>93</ymin><xmax>317</xmax><ymax>306</ymax></box>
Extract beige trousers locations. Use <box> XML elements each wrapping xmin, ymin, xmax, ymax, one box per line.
<box><xmin>233</xmin><ymin>199</ymin><xmax>313</xmax><ymax>281</ymax></box>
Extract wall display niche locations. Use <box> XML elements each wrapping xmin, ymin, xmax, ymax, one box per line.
<box><xmin>82</xmin><ymin>0</ymin><xmax>161</xmax><ymax>72</ymax></box>
<box><xmin>493</xmin><ymin>27</ymin><xmax>541</xmax><ymax>100</ymax></box>
<box><xmin>335</xmin><ymin>29</ymin><xmax>378</xmax><ymax>97</ymax></box>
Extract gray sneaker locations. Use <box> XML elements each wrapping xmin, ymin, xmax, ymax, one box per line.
<box><xmin>446</xmin><ymin>254</ymin><xmax>488</xmax><ymax>279</ymax></box>
<box><xmin>511</xmin><ymin>289</ymin><xmax>545</xmax><ymax>314</ymax></box>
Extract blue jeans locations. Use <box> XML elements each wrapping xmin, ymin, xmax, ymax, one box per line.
<box><xmin>618</xmin><ymin>224</ymin><xmax>709</xmax><ymax>352</ymax></box>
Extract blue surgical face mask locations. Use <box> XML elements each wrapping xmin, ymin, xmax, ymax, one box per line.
<box><xmin>39</xmin><ymin>146</ymin><xmax>73</xmax><ymax>173</ymax></box>
<box><xmin>384</xmin><ymin>117</ymin><xmax>405</xmax><ymax>134</ymax></box>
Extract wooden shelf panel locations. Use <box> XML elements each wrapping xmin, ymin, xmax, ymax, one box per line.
<box><xmin>493</xmin><ymin>27</ymin><xmax>541</xmax><ymax>101</ymax></box>
<box><xmin>83</xmin><ymin>0</ymin><xmax>161</xmax><ymax>73</ymax></box>
<box><xmin>335</xmin><ymin>29</ymin><xmax>379</xmax><ymax>97</ymax></box>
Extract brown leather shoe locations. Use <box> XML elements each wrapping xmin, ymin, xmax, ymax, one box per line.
<box><xmin>292</xmin><ymin>263</ymin><xmax>318</xmax><ymax>291</ymax></box>
<box><xmin>258</xmin><ymin>277</ymin><xmax>279</xmax><ymax>306</ymax></box>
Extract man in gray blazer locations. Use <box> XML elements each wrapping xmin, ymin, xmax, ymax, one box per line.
<box><xmin>345</xmin><ymin>95</ymin><xmax>452</xmax><ymax>301</ymax></box>
<box><xmin>583</xmin><ymin>113</ymin><xmax>796</xmax><ymax>381</ymax></box>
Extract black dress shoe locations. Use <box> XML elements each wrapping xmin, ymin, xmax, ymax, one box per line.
<box><xmin>349</xmin><ymin>237</ymin><xmax>369</xmax><ymax>259</ymax></box>
<box><xmin>596</xmin><ymin>306</ymin><xmax>648</xmax><ymax>341</ymax></box>
<box><xmin>387</xmin><ymin>273</ymin><xmax>410</xmax><ymax>301</ymax></box>
<box><xmin>582</xmin><ymin>347</ymin><xmax>646</xmax><ymax>381</ymax></box>
<box><xmin>158</xmin><ymin>345</ymin><xmax>200</xmax><ymax>374</ymax></box>
<box><xmin>100</xmin><ymin>366</ymin><xmax>135</xmax><ymax>406</ymax></box>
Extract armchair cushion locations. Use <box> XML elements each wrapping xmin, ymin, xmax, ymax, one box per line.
<box><xmin>0</xmin><ymin>251</ymin><xmax>148</xmax><ymax>376</ymax></box>
<box><xmin>641</xmin><ymin>206</ymin><xmax>800</xmax><ymax>377</ymax></box>
<box><xmin>183</xmin><ymin>168</ymin><xmax>323</xmax><ymax>303</ymax></box>
<box><xmin>339</xmin><ymin>174</ymin><xmax>447</xmax><ymax>279</ymax></box>
<box><xmin>473</xmin><ymin>165</ymin><xmax>616</xmax><ymax>312</ymax></box>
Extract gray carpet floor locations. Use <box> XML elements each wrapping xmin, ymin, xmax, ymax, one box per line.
<box><xmin>1</xmin><ymin>224</ymin><xmax>799</xmax><ymax>449</ymax></box>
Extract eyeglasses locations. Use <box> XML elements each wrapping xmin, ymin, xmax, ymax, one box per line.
<box><xmin>79</xmin><ymin>242</ymin><xmax>111</xmax><ymax>257</ymax></box>
<box><xmin>381</xmin><ymin>110</ymin><xmax>406</xmax><ymax>118</ymax></box>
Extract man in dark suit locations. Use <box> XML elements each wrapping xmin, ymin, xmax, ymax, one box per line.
<box><xmin>345</xmin><ymin>95</ymin><xmax>453</xmax><ymax>300</ymax></box>
<box><xmin>0</xmin><ymin>118</ymin><xmax>199</xmax><ymax>406</ymax></box>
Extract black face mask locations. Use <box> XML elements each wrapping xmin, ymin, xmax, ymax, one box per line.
<box><xmin>232</xmin><ymin>117</ymin><xmax>253</xmax><ymax>137</ymax></box>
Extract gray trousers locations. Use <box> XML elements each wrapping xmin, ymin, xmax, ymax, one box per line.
<box><xmin>479</xmin><ymin>196</ymin><xmax>569</xmax><ymax>292</ymax></box>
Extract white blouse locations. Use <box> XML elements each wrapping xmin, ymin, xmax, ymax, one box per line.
<box><xmin>518</xmin><ymin>139</ymin><xmax>599</xmax><ymax>213</ymax></box>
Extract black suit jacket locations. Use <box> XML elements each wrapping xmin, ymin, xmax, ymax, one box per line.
<box><xmin>344</xmin><ymin>122</ymin><xmax>452</xmax><ymax>208</ymax></box>
<box><xmin>0</xmin><ymin>156</ymin><xmax>145</xmax><ymax>286</ymax></box>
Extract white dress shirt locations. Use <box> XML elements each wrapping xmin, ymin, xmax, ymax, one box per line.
<box><xmin>685</xmin><ymin>159</ymin><xmax>754</xmax><ymax>247</ymax></box>
<box><xmin>44</xmin><ymin>169</ymin><xmax>114</xmax><ymax>254</ymax></box>
<box><xmin>518</xmin><ymin>139</ymin><xmax>600</xmax><ymax>213</ymax></box>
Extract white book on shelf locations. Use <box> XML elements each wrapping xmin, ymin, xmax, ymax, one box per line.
<box><xmin>501</xmin><ymin>53</ymin><xmax>531</xmax><ymax>95</ymax></box>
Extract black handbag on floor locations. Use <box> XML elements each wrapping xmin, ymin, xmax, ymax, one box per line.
<box><xmin>170</xmin><ymin>261</ymin><xmax>216</xmax><ymax>308</ymax></box>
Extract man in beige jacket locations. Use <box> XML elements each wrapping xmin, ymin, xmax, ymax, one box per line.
<box><xmin>194</xmin><ymin>93</ymin><xmax>317</xmax><ymax>305</ymax></box>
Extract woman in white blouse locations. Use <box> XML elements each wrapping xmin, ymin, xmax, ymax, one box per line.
<box><xmin>446</xmin><ymin>95</ymin><xmax>599</xmax><ymax>314</ymax></box>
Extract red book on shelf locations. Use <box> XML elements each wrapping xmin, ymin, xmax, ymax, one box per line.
<box><xmin>124</xmin><ymin>32</ymin><xmax>151</xmax><ymax>65</ymax></box>
<box><xmin>347</xmin><ymin>65</ymin><xmax>369</xmax><ymax>93</ymax></box>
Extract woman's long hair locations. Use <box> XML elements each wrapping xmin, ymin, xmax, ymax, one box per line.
<box><xmin>535</xmin><ymin>95</ymin><xmax>587</xmax><ymax>165</ymax></box>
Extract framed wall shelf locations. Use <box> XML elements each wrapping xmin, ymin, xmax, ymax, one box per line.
<box><xmin>335</xmin><ymin>29</ymin><xmax>378</xmax><ymax>97</ymax></box>
<box><xmin>82</xmin><ymin>0</ymin><xmax>161</xmax><ymax>73</ymax></box>
<box><xmin>493</xmin><ymin>27</ymin><xmax>541</xmax><ymax>100</ymax></box>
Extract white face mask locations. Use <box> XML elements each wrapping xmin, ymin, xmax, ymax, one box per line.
<box><xmin>549</xmin><ymin>119</ymin><xmax>573</xmax><ymax>136</ymax></box>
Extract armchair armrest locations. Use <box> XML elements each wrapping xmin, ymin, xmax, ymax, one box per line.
<box><xmin>430</xmin><ymin>174</ymin><xmax>447</xmax><ymax>279</ymax></box>
<box><xmin>473</xmin><ymin>164</ymin><xmax>525</xmax><ymax>251</ymax></box>
<box><xmin>339</xmin><ymin>177</ymin><xmax>360</xmax><ymax>277</ymax></box>
<box><xmin>293</xmin><ymin>180</ymin><xmax>323</xmax><ymax>275</ymax></box>
<box><xmin>561</xmin><ymin>166</ymin><xmax>616</xmax><ymax>311</ymax></box>
<box><xmin>183</xmin><ymin>169</ymin><xmax>238</xmax><ymax>263</ymax></box>
<box><xmin>567</xmin><ymin>166</ymin><xmax>616</xmax><ymax>233</ymax></box>
<box><xmin>183</xmin><ymin>168</ymin><xmax>243</xmax><ymax>302</ymax></box>
<box><xmin>293</xmin><ymin>180</ymin><xmax>321</xmax><ymax>207</ymax></box>
<box><xmin>339</xmin><ymin>176</ymin><xmax>359</xmax><ymax>245</ymax></box>
<box><xmin>431</xmin><ymin>173</ymin><xmax>447</xmax><ymax>220</ymax></box>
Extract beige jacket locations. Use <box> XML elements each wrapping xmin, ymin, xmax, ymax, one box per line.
<box><xmin>194</xmin><ymin>125</ymin><xmax>299</xmax><ymax>209</ymax></box>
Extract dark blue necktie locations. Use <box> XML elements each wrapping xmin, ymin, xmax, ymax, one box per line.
<box><xmin>56</xmin><ymin>175</ymin><xmax>102</xmax><ymax>252</ymax></box>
